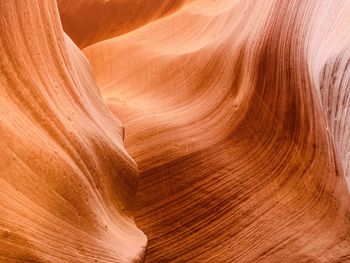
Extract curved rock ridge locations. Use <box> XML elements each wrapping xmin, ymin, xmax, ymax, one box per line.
<box><xmin>0</xmin><ymin>1</ymin><xmax>146</xmax><ymax>262</ymax></box>
<box><xmin>81</xmin><ymin>0</ymin><xmax>350</xmax><ymax>262</ymax></box>
<box><xmin>57</xmin><ymin>0</ymin><xmax>193</xmax><ymax>48</ymax></box>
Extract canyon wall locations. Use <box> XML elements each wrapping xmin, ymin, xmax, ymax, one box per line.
<box><xmin>0</xmin><ymin>0</ymin><xmax>349</xmax><ymax>262</ymax></box>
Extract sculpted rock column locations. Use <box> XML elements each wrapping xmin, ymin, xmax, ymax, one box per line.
<box><xmin>0</xmin><ymin>1</ymin><xmax>146</xmax><ymax>262</ymax></box>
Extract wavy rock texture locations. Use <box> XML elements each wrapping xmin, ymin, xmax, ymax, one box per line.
<box><xmin>0</xmin><ymin>1</ymin><xmax>146</xmax><ymax>262</ymax></box>
<box><xmin>1</xmin><ymin>0</ymin><xmax>350</xmax><ymax>262</ymax></box>
<box><xmin>81</xmin><ymin>0</ymin><xmax>350</xmax><ymax>262</ymax></box>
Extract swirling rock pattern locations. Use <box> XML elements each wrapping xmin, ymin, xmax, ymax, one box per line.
<box><xmin>1</xmin><ymin>0</ymin><xmax>350</xmax><ymax>262</ymax></box>
<box><xmin>0</xmin><ymin>1</ymin><xmax>146</xmax><ymax>262</ymax></box>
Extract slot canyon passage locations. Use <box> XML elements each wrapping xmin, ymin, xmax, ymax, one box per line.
<box><xmin>1</xmin><ymin>0</ymin><xmax>350</xmax><ymax>262</ymax></box>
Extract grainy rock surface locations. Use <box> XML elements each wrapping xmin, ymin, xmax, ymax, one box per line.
<box><xmin>1</xmin><ymin>0</ymin><xmax>350</xmax><ymax>262</ymax></box>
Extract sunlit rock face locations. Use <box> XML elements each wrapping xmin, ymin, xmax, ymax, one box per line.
<box><xmin>1</xmin><ymin>0</ymin><xmax>350</xmax><ymax>262</ymax></box>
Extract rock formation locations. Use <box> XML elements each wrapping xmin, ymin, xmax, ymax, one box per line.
<box><xmin>1</xmin><ymin>0</ymin><xmax>350</xmax><ymax>262</ymax></box>
<box><xmin>0</xmin><ymin>1</ymin><xmax>146</xmax><ymax>262</ymax></box>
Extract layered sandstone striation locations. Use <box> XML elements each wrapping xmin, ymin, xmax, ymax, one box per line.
<box><xmin>0</xmin><ymin>1</ymin><xmax>146</xmax><ymax>262</ymax></box>
<box><xmin>0</xmin><ymin>0</ymin><xmax>350</xmax><ymax>262</ymax></box>
<box><xmin>82</xmin><ymin>0</ymin><xmax>350</xmax><ymax>262</ymax></box>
